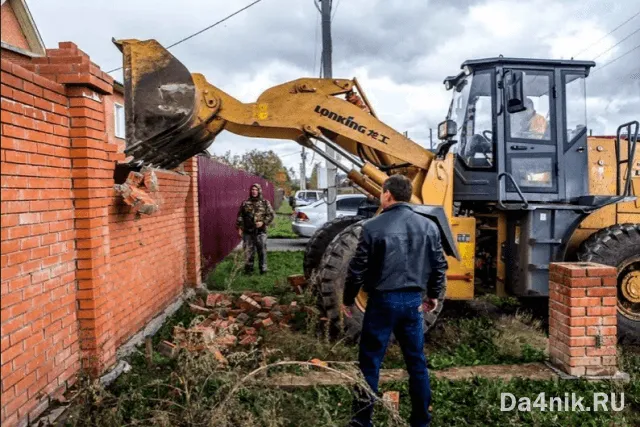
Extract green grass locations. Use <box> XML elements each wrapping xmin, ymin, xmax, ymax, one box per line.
<box><xmin>277</xmin><ymin>199</ymin><xmax>294</xmax><ymax>215</ymax></box>
<box><xmin>268</xmin><ymin>215</ymin><xmax>298</xmax><ymax>239</ymax></box>
<box><xmin>65</xmin><ymin>249</ymin><xmax>640</xmax><ymax>427</ymax></box>
<box><xmin>424</xmin><ymin>316</ymin><xmax>548</xmax><ymax>370</ymax></box>
<box><xmin>268</xmin><ymin>200</ymin><xmax>298</xmax><ymax>238</ymax></box>
<box><xmin>65</xmin><ymin>343</ymin><xmax>640</xmax><ymax>427</ymax></box>
<box><xmin>207</xmin><ymin>250</ymin><xmax>304</xmax><ymax>296</ymax></box>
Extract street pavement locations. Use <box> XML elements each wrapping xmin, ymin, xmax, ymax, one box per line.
<box><xmin>267</xmin><ymin>238</ymin><xmax>309</xmax><ymax>252</ymax></box>
<box><xmin>235</xmin><ymin>238</ymin><xmax>309</xmax><ymax>252</ymax></box>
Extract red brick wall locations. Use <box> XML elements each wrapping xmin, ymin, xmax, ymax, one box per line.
<box><xmin>1</xmin><ymin>43</ymin><xmax>201</xmax><ymax>426</ymax></box>
<box><xmin>108</xmin><ymin>171</ymin><xmax>191</xmax><ymax>347</ymax></box>
<box><xmin>0</xmin><ymin>48</ymin><xmax>32</xmax><ymax>67</ymax></box>
<box><xmin>1</xmin><ymin>59</ymin><xmax>78</xmax><ymax>426</ymax></box>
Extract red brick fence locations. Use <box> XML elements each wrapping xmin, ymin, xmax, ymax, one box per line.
<box><xmin>1</xmin><ymin>44</ymin><xmax>201</xmax><ymax>426</ymax></box>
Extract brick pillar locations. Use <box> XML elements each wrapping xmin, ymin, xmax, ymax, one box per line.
<box><xmin>184</xmin><ymin>157</ymin><xmax>202</xmax><ymax>286</ymax></box>
<box><xmin>28</xmin><ymin>42</ymin><xmax>123</xmax><ymax>373</ymax></box>
<box><xmin>549</xmin><ymin>262</ymin><xmax>618</xmax><ymax>377</ymax></box>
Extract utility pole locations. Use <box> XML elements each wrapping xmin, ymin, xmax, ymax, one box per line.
<box><xmin>429</xmin><ymin>128</ymin><xmax>433</xmax><ymax>149</ymax></box>
<box><xmin>321</xmin><ymin>0</ymin><xmax>337</xmax><ymax>220</ymax></box>
<box><xmin>300</xmin><ymin>149</ymin><xmax>307</xmax><ymax>190</ymax></box>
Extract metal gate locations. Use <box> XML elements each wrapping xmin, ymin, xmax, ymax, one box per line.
<box><xmin>198</xmin><ymin>156</ymin><xmax>275</xmax><ymax>275</ymax></box>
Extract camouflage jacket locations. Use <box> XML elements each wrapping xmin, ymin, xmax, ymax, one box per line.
<box><xmin>236</xmin><ymin>184</ymin><xmax>275</xmax><ymax>233</ymax></box>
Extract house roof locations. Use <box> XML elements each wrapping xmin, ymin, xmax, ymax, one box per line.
<box><xmin>1</xmin><ymin>0</ymin><xmax>46</xmax><ymax>57</ymax></box>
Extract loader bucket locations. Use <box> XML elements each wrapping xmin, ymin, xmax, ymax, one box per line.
<box><xmin>114</xmin><ymin>38</ymin><xmax>214</xmax><ymax>169</ymax></box>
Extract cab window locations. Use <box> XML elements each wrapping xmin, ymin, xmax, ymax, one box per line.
<box><xmin>508</xmin><ymin>71</ymin><xmax>552</xmax><ymax>141</ymax></box>
<box><xmin>458</xmin><ymin>71</ymin><xmax>494</xmax><ymax>169</ymax></box>
<box><xmin>564</xmin><ymin>73</ymin><xmax>587</xmax><ymax>145</ymax></box>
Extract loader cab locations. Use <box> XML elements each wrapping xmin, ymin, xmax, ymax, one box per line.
<box><xmin>445</xmin><ymin>57</ymin><xmax>595</xmax><ymax>206</ymax></box>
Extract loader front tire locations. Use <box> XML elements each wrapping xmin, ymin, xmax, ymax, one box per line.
<box><xmin>303</xmin><ymin>215</ymin><xmax>365</xmax><ymax>281</ymax></box>
<box><xmin>315</xmin><ymin>221</ymin><xmax>446</xmax><ymax>342</ymax></box>
<box><xmin>577</xmin><ymin>223</ymin><xmax>640</xmax><ymax>344</ymax></box>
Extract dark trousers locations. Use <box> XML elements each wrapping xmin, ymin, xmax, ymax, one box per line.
<box><xmin>351</xmin><ymin>290</ymin><xmax>431</xmax><ymax>427</ymax></box>
<box><xmin>242</xmin><ymin>232</ymin><xmax>267</xmax><ymax>272</ymax></box>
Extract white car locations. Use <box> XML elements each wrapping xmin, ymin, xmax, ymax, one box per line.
<box><xmin>292</xmin><ymin>190</ymin><xmax>324</xmax><ymax>208</ymax></box>
<box><xmin>292</xmin><ymin>194</ymin><xmax>367</xmax><ymax>237</ymax></box>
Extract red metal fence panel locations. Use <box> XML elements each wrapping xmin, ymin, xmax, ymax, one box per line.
<box><xmin>198</xmin><ymin>156</ymin><xmax>275</xmax><ymax>276</ymax></box>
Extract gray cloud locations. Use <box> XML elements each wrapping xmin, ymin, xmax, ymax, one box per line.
<box><xmin>28</xmin><ymin>0</ymin><xmax>640</xmax><ymax>172</ymax></box>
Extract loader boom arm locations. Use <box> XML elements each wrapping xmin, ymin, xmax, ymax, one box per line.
<box><xmin>116</xmin><ymin>39</ymin><xmax>452</xmax><ymax>208</ymax></box>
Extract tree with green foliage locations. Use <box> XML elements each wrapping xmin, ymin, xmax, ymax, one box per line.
<box><xmin>308</xmin><ymin>164</ymin><xmax>319</xmax><ymax>189</ymax></box>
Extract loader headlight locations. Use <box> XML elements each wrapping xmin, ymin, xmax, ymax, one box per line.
<box><xmin>438</xmin><ymin>120</ymin><xmax>457</xmax><ymax>140</ymax></box>
<box><xmin>463</xmin><ymin>65</ymin><xmax>473</xmax><ymax>76</ymax></box>
<box><xmin>444</xmin><ymin>80</ymin><xmax>453</xmax><ymax>90</ymax></box>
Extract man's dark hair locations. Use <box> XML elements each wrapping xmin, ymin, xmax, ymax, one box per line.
<box><xmin>383</xmin><ymin>174</ymin><xmax>412</xmax><ymax>202</ymax></box>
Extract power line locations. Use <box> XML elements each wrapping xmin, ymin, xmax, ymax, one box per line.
<box><xmin>591</xmin><ymin>43</ymin><xmax>640</xmax><ymax>74</ymax></box>
<box><xmin>572</xmin><ymin>10</ymin><xmax>640</xmax><ymax>58</ymax></box>
<box><xmin>165</xmin><ymin>0</ymin><xmax>263</xmax><ymax>49</ymax></box>
<box><xmin>106</xmin><ymin>0</ymin><xmax>264</xmax><ymax>73</ymax></box>
<box><xmin>592</xmin><ymin>27</ymin><xmax>640</xmax><ymax>60</ymax></box>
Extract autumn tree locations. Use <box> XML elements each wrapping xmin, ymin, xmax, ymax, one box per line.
<box><xmin>212</xmin><ymin>149</ymin><xmax>296</xmax><ymax>190</ymax></box>
<box><xmin>211</xmin><ymin>151</ymin><xmax>243</xmax><ymax>169</ymax></box>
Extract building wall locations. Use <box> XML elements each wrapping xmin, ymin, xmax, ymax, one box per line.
<box><xmin>1</xmin><ymin>43</ymin><xmax>201</xmax><ymax>427</ymax></box>
<box><xmin>103</xmin><ymin>90</ymin><xmax>125</xmax><ymax>153</ymax></box>
<box><xmin>1</xmin><ymin>1</ymin><xmax>30</xmax><ymax>50</ymax></box>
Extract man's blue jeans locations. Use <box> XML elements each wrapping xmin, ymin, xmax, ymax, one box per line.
<box><xmin>350</xmin><ymin>290</ymin><xmax>431</xmax><ymax>427</ymax></box>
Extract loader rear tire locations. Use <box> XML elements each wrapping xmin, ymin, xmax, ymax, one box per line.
<box><xmin>316</xmin><ymin>221</ymin><xmax>446</xmax><ymax>342</ymax></box>
<box><xmin>577</xmin><ymin>223</ymin><xmax>640</xmax><ymax>344</ymax></box>
<box><xmin>303</xmin><ymin>215</ymin><xmax>365</xmax><ymax>281</ymax></box>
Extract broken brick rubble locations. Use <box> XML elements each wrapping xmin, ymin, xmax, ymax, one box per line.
<box><xmin>165</xmin><ymin>291</ymin><xmax>313</xmax><ymax>359</ymax></box>
<box><xmin>113</xmin><ymin>169</ymin><xmax>160</xmax><ymax>215</ymax></box>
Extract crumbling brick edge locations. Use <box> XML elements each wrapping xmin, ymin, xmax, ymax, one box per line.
<box><xmin>31</xmin><ymin>285</ymin><xmax>199</xmax><ymax>426</ymax></box>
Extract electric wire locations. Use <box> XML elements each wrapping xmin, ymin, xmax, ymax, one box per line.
<box><xmin>572</xmin><ymin>10</ymin><xmax>640</xmax><ymax>58</ymax></box>
<box><xmin>106</xmin><ymin>0</ymin><xmax>264</xmax><ymax>73</ymax></box>
<box><xmin>591</xmin><ymin>27</ymin><xmax>640</xmax><ymax>61</ymax></box>
<box><xmin>591</xmin><ymin>43</ymin><xmax>640</xmax><ymax>73</ymax></box>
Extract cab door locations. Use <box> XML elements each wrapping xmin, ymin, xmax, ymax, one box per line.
<box><xmin>502</xmin><ymin>69</ymin><xmax>559</xmax><ymax>203</ymax></box>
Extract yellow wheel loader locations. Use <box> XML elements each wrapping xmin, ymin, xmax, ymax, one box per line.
<box><xmin>114</xmin><ymin>39</ymin><xmax>639</xmax><ymax>343</ymax></box>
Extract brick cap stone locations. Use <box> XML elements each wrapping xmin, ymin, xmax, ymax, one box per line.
<box><xmin>550</xmin><ymin>262</ymin><xmax>617</xmax><ymax>277</ymax></box>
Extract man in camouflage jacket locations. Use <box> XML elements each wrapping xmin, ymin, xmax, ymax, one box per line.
<box><xmin>236</xmin><ymin>183</ymin><xmax>275</xmax><ymax>274</ymax></box>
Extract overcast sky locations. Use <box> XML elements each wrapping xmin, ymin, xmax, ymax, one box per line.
<box><xmin>28</xmin><ymin>0</ymin><xmax>640</xmax><ymax>178</ymax></box>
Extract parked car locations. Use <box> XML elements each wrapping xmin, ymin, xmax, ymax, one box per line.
<box><xmin>292</xmin><ymin>194</ymin><xmax>367</xmax><ymax>237</ymax></box>
<box><xmin>292</xmin><ymin>190</ymin><xmax>324</xmax><ymax>208</ymax></box>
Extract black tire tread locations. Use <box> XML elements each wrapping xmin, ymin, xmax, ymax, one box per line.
<box><xmin>303</xmin><ymin>216</ymin><xmax>365</xmax><ymax>280</ymax></box>
<box><xmin>315</xmin><ymin>221</ymin><xmax>447</xmax><ymax>341</ymax></box>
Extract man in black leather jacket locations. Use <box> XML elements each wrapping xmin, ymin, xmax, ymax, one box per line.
<box><xmin>344</xmin><ymin>174</ymin><xmax>448</xmax><ymax>427</ymax></box>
